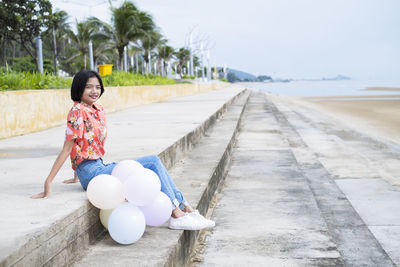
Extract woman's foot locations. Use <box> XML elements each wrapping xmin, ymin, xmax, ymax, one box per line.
<box><xmin>171</xmin><ymin>207</ymin><xmax>185</xmax><ymax>218</ymax></box>
<box><xmin>187</xmin><ymin>210</ymin><xmax>215</xmax><ymax>228</ymax></box>
<box><xmin>168</xmin><ymin>213</ymin><xmax>205</xmax><ymax>230</ymax></box>
<box><xmin>183</xmin><ymin>205</ymin><xmax>194</xmax><ymax>213</ymax></box>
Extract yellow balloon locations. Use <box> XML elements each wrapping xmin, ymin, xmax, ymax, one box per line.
<box><xmin>99</xmin><ymin>209</ymin><xmax>114</xmax><ymax>229</ymax></box>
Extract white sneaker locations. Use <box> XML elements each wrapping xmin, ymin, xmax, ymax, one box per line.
<box><xmin>168</xmin><ymin>214</ymin><xmax>205</xmax><ymax>230</ymax></box>
<box><xmin>188</xmin><ymin>210</ymin><xmax>215</xmax><ymax>228</ymax></box>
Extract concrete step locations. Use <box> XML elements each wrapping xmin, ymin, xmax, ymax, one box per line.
<box><xmin>265</xmin><ymin>92</ymin><xmax>400</xmax><ymax>266</ymax></box>
<box><xmin>72</xmin><ymin>89</ymin><xmax>251</xmax><ymax>267</ymax></box>
<box><xmin>199</xmin><ymin>91</ymin><xmax>344</xmax><ymax>266</ymax></box>
<box><xmin>265</xmin><ymin>92</ymin><xmax>396</xmax><ymax>266</ymax></box>
<box><xmin>0</xmin><ymin>85</ymin><xmax>248</xmax><ymax>267</ymax></box>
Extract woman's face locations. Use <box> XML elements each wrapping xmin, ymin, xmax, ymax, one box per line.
<box><xmin>81</xmin><ymin>77</ymin><xmax>101</xmax><ymax>106</ymax></box>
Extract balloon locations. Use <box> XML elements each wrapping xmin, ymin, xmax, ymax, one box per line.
<box><xmin>139</xmin><ymin>192</ymin><xmax>173</xmax><ymax>226</ymax></box>
<box><xmin>108</xmin><ymin>203</ymin><xmax>146</xmax><ymax>245</ymax></box>
<box><xmin>124</xmin><ymin>168</ymin><xmax>161</xmax><ymax>206</ymax></box>
<box><xmin>86</xmin><ymin>174</ymin><xmax>125</xmax><ymax>209</ymax></box>
<box><xmin>99</xmin><ymin>209</ymin><xmax>113</xmax><ymax>229</ymax></box>
<box><xmin>112</xmin><ymin>160</ymin><xmax>144</xmax><ymax>184</ymax></box>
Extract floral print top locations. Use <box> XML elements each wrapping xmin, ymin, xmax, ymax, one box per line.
<box><xmin>65</xmin><ymin>102</ymin><xmax>107</xmax><ymax>170</ymax></box>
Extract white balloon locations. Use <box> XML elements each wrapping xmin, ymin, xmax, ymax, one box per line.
<box><xmin>108</xmin><ymin>203</ymin><xmax>146</xmax><ymax>245</ymax></box>
<box><xmin>124</xmin><ymin>168</ymin><xmax>161</xmax><ymax>206</ymax></box>
<box><xmin>112</xmin><ymin>160</ymin><xmax>144</xmax><ymax>183</ymax></box>
<box><xmin>86</xmin><ymin>174</ymin><xmax>125</xmax><ymax>209</ymax></box>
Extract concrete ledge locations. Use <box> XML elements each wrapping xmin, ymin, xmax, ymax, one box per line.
<box><xmin>166</xmin><ymin>92</ymin><xmax>250</xmax><ymax>266</ymax></box>
<box><xmin>72</xmin><ymin>89</ymin><xmax>251</xmax><ymax>267</ymax></box>
<box><xmin>0</xmin><ymin>83</ymin><xmax>228</xmax><ymax>139</ymax></box>
<box><xmin>0</xmin><ymin>85</ymin><xmax>246</xmax><ymax>267</ymax></box>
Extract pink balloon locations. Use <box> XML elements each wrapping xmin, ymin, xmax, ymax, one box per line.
<box><xmin>124</xmin><ymin>168</ymin><xmax>161</xmax><ymax>206</ymax></box>
<box><xmin>139</xmin><ymin>192</ymin><xmax>173</xmax><ymax>226</ymax></box>
<box><xmin>112</xmin><ymin>160</ymin><xmax>143</xmax><ymax>183</ymax></box>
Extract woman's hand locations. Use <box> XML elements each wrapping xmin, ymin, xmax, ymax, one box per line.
<box><xmin>63</xmin><ymin>177</ymin><xmax>78</xmax><ymax>184</ymax></box>
<box><xmin>31</xmin><ymin>180</ymin><xmax>52</xmax><ymax>199</ymax></box>
<box><xmin>63</xmin><ymin>172</ymin><xmax>78</xmax><ymax>184</ymax></box>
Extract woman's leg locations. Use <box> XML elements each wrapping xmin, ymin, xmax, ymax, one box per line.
<box><xmin>135</xmin><ymin>155</ymin><xmax>189</xmax><ymax>211</ymax></box>
<box><xmin>75</xmin><ymin>159</ymin><xmax>116</xmax><ymax>190</ymax></box>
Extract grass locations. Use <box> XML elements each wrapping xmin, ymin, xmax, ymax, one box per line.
<box><xmin>0</xmin><ymin>70</ymin><xmax>176</xmax><ymax>91</ymax></box>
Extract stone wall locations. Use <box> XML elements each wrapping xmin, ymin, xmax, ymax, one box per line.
<box><xmin>0</xmin><ymin>83</ymin><xmax>228</xmax><ymax>139</ymax></box>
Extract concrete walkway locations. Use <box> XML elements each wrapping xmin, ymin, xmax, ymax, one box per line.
<box><xmin>0</xmin><ymin>85</ymin><xmax>246</xmax><ymax>266</ymax></box>
<box><xmin>199</xmin><ymin>91</ymin><xmax>399</xmax><ymax>266</ymax></box>
<box><xmin>3</xmin><ymin>86</ymin><xmax>400</xmax><ymax>266</ymax></box>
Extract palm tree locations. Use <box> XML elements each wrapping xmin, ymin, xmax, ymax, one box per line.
<box><xmin>141</xmin><ymin>30</ymin><xmax>163</xmax><ymax>74</ymax></box>
<box><xmin>47</xmin><ymin>10</ymin><xmax>70</xmax><ymax>75</ymax></box>
<box><xmin>128</xmin><ymin>45</ymin><xmax>143</xmax><ymax>73</ymax></box>
<box><xmin>157</xmin><ymin>45</ymin><xmax>174</xmax><ymax>76</ymax></box>
<box><xmin>68</xmin><ymin>19</ymin><xmax>99</xmax><ymax>69</ymax></box>
<box><xmin>93</xmin><ymin>1</ymin><xmax>156</xmax><ymax>71</ymax></box>
<box><xmin>174</xmin><ymin>48</ymin><xmax>190</xmax><ymax>78</ymax></box>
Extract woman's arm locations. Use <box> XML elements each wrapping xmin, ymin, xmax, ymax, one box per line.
<box><xmin>31</xmin><ymin>139</ymin><xmax>74</xmax><ymax>199</ymax></box>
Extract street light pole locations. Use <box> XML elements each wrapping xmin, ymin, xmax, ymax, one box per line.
<box><xmin>207</xmin><ymin>50</ymin><xmax>211</xmax><ymax>81</ymax></box>
<box><xmin>88</xmin><ymin>40</ymin><xmax>94</xmax><ymax>70</ymax></box>
<box><xmin>36</xmin><ymin>35</ymin><xmax>43</xmax><ymax>74</ymax></box>
<box><xmin>189</xmin><ymin>33</ymin><xmax>194</xmax><ymax>76</ymax></box>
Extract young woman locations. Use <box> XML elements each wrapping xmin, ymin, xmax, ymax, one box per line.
<box><xmin>31</xmin><ymin>70</ymin><xmax>214</xmax><ymax>231</ymax></box>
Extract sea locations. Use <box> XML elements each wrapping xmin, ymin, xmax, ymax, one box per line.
<box><xmin>241</xmin><ymin>80</ymin><xmax>400</xmax><ymax>97</ymax></box>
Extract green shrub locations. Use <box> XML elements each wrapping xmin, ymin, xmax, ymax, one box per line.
<box><xmin>0</xmin><ymin>70</ymin><xmax>175</xmax><ymax>91</ymax></box>
<box><xmin>182</xmin><ymin>75</ymin><xmax>195</xmax><ymax>80</ymax></box>
<box><xmin>0</xmin><ymin>70</ymin><xmax>71</xmax><ymax>90</ymax></box>
<box><xmin>101</xmin><ymin>72</ymin><xmax>175</xmax><ymax>86</ymax></box>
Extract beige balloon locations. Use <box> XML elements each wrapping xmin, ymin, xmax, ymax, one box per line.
<box><xmin>99</xmin><ymin>209</ymin><xmax>113</xmax><ymax>229</ymax></box>
<box><xmin>86</xmin><ymin>174</ymin><xmax>125</xmax><ymax>209</ymax></box>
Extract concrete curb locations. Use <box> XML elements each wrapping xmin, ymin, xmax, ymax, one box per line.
<box><xmin>1</xmin><ymin>88</ymin><xmax>248</xmax><ymax>267</ymax></box>
<box><xmin>165</xmin><ymin>90</ymin><xmax>251</xmax><ymax>266</ymax></box>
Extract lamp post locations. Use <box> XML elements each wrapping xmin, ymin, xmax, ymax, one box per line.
<box><xmin>36</xmin><ymin>35</ymin><xmax>44</xmax><ymax>74</ymax></box>
<box><xmin>189</xmin><ymin>32</ymin><xmax>194</xmax><ymax>76</ymax></box>
<box><xmin>207</xmin><ymin>50</ymin><xmax>211</xmax><ymax>81</ymax></box>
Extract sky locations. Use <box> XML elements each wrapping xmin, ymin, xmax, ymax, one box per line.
<box><xmin>50</xmin><ymin>0</ymin><xmax>400</xmax><ymax>81</ymax></box>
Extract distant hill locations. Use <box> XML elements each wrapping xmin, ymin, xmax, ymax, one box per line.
<box><xmin>226</xmin><ymin>68</ymin><xmax>257</xmax><ymax>81</ymax></box>
<box><xmin>322</xmin><ymin>74</ymin><xmax>351</xmax><ymax>81</ymax></box>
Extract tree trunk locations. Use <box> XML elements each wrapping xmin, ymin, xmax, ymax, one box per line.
<box><xmin>2</xmin><ymin>38</ymin><xmax>7</xmax><ymax>67</ymax></box>
<box><xmin>117</xmin><ymin>46</ymin><xmax>124</xmax><ymax>71</ymax></box>
<box><xmin>83</xmin><ymin>53</ymin><xmax>87</xmax><ymax>69</ymax></box>
<box><xmin>11</xmin><ymin>41</ymin><xmax>15</xmax><ymax>65</ymax></box>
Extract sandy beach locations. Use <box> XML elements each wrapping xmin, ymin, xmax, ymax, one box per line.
<box><xmin>296</xmin><ymin>92</ymin><xmax>400</xmax><ymax>145</ymax></box>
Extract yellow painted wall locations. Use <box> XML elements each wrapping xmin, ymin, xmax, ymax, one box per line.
<box><xmin>0</xmin><ymin>83</ymin><xmax>228</xmax><ymax>139</ymax></box>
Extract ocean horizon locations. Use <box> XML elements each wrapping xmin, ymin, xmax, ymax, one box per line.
<box><xmin>242</xmin><ymin>79</ymin><xmax>400</xmax><ymax>97</ymax></box>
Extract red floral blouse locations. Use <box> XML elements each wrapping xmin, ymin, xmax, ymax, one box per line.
<box><xmin>65</xmin><ymin>102</ymin><xmax>107</xmax><ymax>170</ymax></box>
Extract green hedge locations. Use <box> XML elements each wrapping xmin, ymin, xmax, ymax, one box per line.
<box><xmin>0</xmin><ymin>70</ymin><xmax>175</xmax><ymax>91</ymax></box>
<box><xmin>102</xmin><ymin>72</ymin><xmax>175</xmax><ymax>86</ymax></box>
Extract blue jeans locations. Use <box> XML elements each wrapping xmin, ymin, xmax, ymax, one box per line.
<box><xmin>75</xmin><ymin>155</ymin><xmax>188</xmax><ymax>209</ymax></box>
